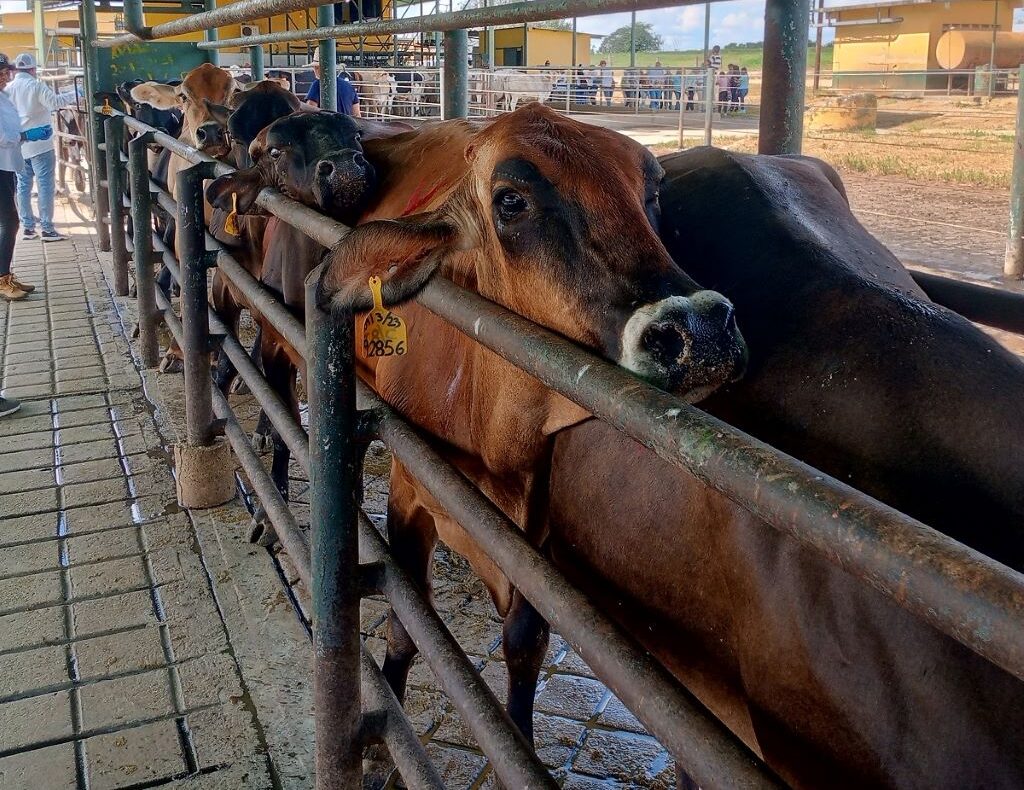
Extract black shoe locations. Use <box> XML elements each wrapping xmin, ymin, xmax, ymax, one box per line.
<box><xmin>22</xmin><ymin>229</ymin><xmax>38</xmax><ymax>240</ymax></box>
<box><xmin>41</xmin><ymin>230</ymin><xmax>67</xmax><ymax>242</ymax></box>
<box><xmin>0</xmin><ymin>396</ymin><xmax>22</xmax><ymax>417</ymax></box>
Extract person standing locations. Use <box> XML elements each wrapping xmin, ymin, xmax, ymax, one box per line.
<box><xmin>647</xmin><ymin>60</ymin><xmax>666</xmax><ymax>111</ymax></box>
<box><xmin>0</xmin><ymin>53</ymin><xmax>31</xmax><ymax>417</ymax></box>
<box><xmin>304</xmin><ymin>51</ymin><xmax>361</xmax><ymax>116</ymax></box>
<box><xmin>597</xmin><ymin>60</ymin><xmax>614</xmax><ymax>107</ymax></box>
<box><xmin>708</xmin><ymin>45</ymin><xmax>722</xmax><ymax>73</ymax></box>
<box><xmin>738</xmin><ymin>66</ymin><xmax>750</xmax><ymax>113</ymax></box>
<box><xmin>7</xmin><ymin>53</ymin><xmax>75</xmax><ymax>242</ymax></box>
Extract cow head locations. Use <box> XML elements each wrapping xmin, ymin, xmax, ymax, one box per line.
<box><xmin>176</xmin><ymin>63</ymin><xmax>237</xmax><ymax>157</ymax></box>
<box><xmin>204</xmin><ymin>81</ymin><xmax>302</xmax><ymax>169</ymax></box>
<box><xmin>118</xmin><ymin>81</ymin><xmax>184</xmax><ymax>139</ymax></box>
<box><xmin>319</xmin><ymin>104</ymin><xmax>746</xmax><ymax>399</ymax></box>
<box><xmin>205</xmin><ymin>111</ymin><xmax>378</xmax><ymax>225</ymax></box>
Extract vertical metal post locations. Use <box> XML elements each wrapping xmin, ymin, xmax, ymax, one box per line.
<box><xmin>128</xmin><ymin>134</ymin><xmax>160</xmax><ymax>367</ymax></box>
<box><xmin>33</xmin><ymin>0</ymin><xmax>45</xmax><ymax>68</ymax></box>
<box><xmin>678</xmin><ymin>73</ymin><xmax>685</xmax><ymax>149</ymax></box>
<box><xmin>629</xmin><ymin>11</ymin><xmax>636</xmax><ymax>68</ymax></box>
<box><xmin>704</xmin><ymin>66</ymin><xmax>714</xmax><ymax>145</ymax></box>
<box><xmin>306</xmin><ymin>268</ymin><xmax>362</xmax><ymax>790</ymax></box>
<box><xmin>813</xmin><ymin>0</ymin><xmax>824</xmax><ymax>93</ymax></box>
<box><xmin>1004</xmin><ymin>64</ymin><xmax>1024</xmax><ymax>279</ymax></box>
<box><xmin>93</xmin><ymin>110</ymin><xmax>112</xmax><ymax>252</ymax></box>
<box><xmin>318</xmin><ymin>4</ymin><xmax>337</xmax><ymax>111</ymax></box>
<box><xmin>251</xmin><ymin>45</ymin><xmax>265</xmax><ymax>80</ymax></box>
<box><xmin>571</xmin><ymin>18</ymin><xmax>577</xmax><ymax>70</ymax></box>
<box><xmin>205</xmin><ymin>0</ymin><xmax>220</xmax><ymax>66</ymax></box>
<box><xmin>443</xmin><ymin>29</ymin><xmax>469</xmax><ymax>119</ymax></box>
<box><xmin>176</xmin><ymin>162</ymin><xmax>217</xmax><ymax>447</ymax></box>
<box><xmin>990</xmin><ymin>0</ymin><xmax>999</xmax><ymax>100</ymax></box>
<box><xmin>759</xmin><ymin>0</ymin><xmax>810</xmax><ymax>154</ymax></box>
<box><xmin>522</xmin><ymin>23</ymin><xmax>528</xmax><ymax>67</ymax></box>
<box><xmin>81</xmin><ymin>1</ymin><xmax>110</xmax><ymax>251</ymax></box>
<box><xmin>104</xmin><ymin>115</ymin><xmax>129</xmax><ymax>297</ymax></box>
<box><xmin>703</xmin><ymin>3</ymin><xmax>710</xmax><ymax>66</ymax></box>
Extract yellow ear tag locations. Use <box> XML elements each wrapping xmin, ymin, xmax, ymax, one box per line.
<box><xmin>224</xmin><ymin>193</ymin><xmax>240</xmax><ymax>237</ymax></box>
<box><xmin>101</xmin><ymin>98</ymin><xmax>113</xmax><ymax>116</ymax></box>
<box><xmin>361</xmin><ymin>276</ymin><xmax>408</xmax><ymax>359</ymax></box>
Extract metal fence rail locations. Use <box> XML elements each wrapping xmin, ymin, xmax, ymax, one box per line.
<box><xmin>83</xmin><ymin>0</ymin><xmax>1024</xmax><ymax>786</ymax></box>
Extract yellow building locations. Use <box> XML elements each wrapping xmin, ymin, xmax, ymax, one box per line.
<box><xmin>478</xmin><ymin>26</ymin><xmax>593</xmax><ymax>67</ymax></box>
<box><xmin>826</xmin><ymin>0</ymin><xmax>1017</xmax><ymax>91</ymax></box>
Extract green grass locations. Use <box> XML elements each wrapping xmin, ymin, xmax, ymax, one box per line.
<box><xmin>602</xmin><ymin>45</ymin><xmax>833</xmax><ymax>71</ymax></box>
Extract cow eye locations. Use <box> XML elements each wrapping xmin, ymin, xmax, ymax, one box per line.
<box><xmin>268</xmin><ymin>147</ymin><xmax>282</xmax><ymax>160</ymax></box>
<box><xmin>494</xmin><ymin>189</ymin><xmax>528</xmax><ymax>222</ymax></box>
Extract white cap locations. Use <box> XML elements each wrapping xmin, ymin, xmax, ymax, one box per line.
<box><xmin>14</xmin><ymin>52</ymin><xmax>36</xmax><ymax>70</ymax></box>
<box><xmin>307</xmin><ymin>50</ymin><xmax>320</xmax><ymax>67</ymax></box>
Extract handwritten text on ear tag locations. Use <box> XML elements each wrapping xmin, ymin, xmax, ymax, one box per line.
<box><xmin>223</xmin><ymin>193</ymin><xmax>240</xmax><ymax>237</ymax></box>
<box><xmin>361</xmin><ymin>276</ymin><xmax>408</xmax><ymax>358</ymax></box>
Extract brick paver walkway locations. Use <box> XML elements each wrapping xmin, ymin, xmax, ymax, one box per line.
<box><xmin>0</xmin><ymin>212</ymin><xmax>278</xmax><ymax>789</ymax></box>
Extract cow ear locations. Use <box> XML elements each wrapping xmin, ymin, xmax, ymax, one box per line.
<box><xmin>203</xmin><ymin>99</ymin><xmax>231</xmax><ymax>127</ymax></box>
<box><xmin>317</xmin><ymin>217</ymin><xmax>462</xmax><ymax>312</ymax></box>
<box><xmin>205</xmin><ymin>167</ymin><xmax>265</xmax><ymax>215</ymax></box>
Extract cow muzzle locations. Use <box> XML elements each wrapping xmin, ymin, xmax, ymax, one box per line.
<box><xmin>619</xmin><ymin>291</ymin><xmax>746</xmax><ymax>400</ymax></box>
<box><xmin>312</xmin><ymin>150</ymin><xmax>373</xmax><ymax>214</ymax></box>
<box><xmin>195</xmin><ymin>121</ymin><xmax>228</xmax><ymax>154</ymax></box>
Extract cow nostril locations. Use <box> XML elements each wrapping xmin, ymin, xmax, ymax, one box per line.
<box><xmin>317</xmin><ymin>160</ymin><xmax>335</xmax><ymax>178</ymax></box>
<box><xmin>641</xmin><ymin>321</ymin><xmax>688</xmax><ymax>363</ymax></box>
<box><xmin>704</xmin><ymin>299</ymin><xmax>735</xmax><ymax>328</ymax></box>
<box><xmin>352</xmin><ymin>152</ymin><xmax>366</xmax><ymax>167</ymax></box>
<box><xmin>195</xmin><ymin>127</ymin><xmax>206</xmax><ymax>143</ymax></box>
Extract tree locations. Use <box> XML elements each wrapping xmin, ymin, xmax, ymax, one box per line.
<box><xmin>535</xmin><ymin>19</ymin><xmax>573</xmax><ymax>31</ymax></box>
<box><xmin>598</xmin><ymin>22</ymin><xmax>663</xmax><ymax>54</ymax></box>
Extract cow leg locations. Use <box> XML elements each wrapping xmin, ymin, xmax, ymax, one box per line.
<box><xmin>262</xmin><ymin>344</ymin><xmax>298</xmax><ymax>501</ymax></box>
<box><xmin>503</xmin><ymin>589</ymin><xmax>549</xmax><ymax>745</ymax></box>
<box><xmin>677</xmin><ymin>771</ymin><xmax>700</xmax><ymax>790</ymax></box>
<box><xmin>381</xmin><ymin>464</ymin><xmax>437</xmax><ymax>703</ymax></box>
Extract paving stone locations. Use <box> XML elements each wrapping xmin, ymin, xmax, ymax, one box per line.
<box><xmin>73</xmin><ymin>591</ymin><xmax>159</xmax><ymax>637</ymax></box>
<box><xmin>0</xmin><ymin>569</ymin><xmax>63</xmax><ymax>612</ymax></box>
<box><xmin>53</xmin><ymin>394</ymin><xmax>107</xmax><ymax>412</ymax></box>
<box><xmin>58</xmin><ymin>422</ymin><xmax>117</xmax><ymax>446</ymax></box>
<box><xmin>0</xmin><ymin>689</ymin><xmax>73</xmax><ymax>750</ymax></box>
<box><xmin>62</xmin><ymin>478</ymin><xmax>130</xmax><ymax>509</ymax></box>
<box><xmin>70</xmin><ymin>556</ymin><xmax>148</xmax><ymax>598</ymax></box>
<box><xmin>168</xmin><ymin>757</ymin><xmax>274</xmax><ymax>789</ymax></box>
<box><xmin>0</xmin><ymin>428</ymin><xmax>54</xmax><ymax>451</ymax></box>
<box><xmin>0</xmin><ymin>511</ymin><xmax>59</xmax><ymax>546</ymax></box>
<box><xmin>0</xmin><ymin>446</ymin><xmax>53</xmax><ymax>474</ymax></box>
<box><xmin>85</xmin><ymin>719</ymin><xmax>187</xmax><ymax>789</ymax></box>
<box><xmin>0</xmin><ymin>643</ymin><xmax>68</xmax><ymax>697</ymax></box>
<box><xmin>3</xmin><ymin>359</ymin><xmax>52</xmax><ymax>376</ymax></box>
<box><xmin>63</xmin><ymin>499</ymin><xmax>139</xmax><ymax>534</ymax></box>
<box><xmin>188</xmin><ymin>703</ymin><xmax>266</xmax><ymax>769</ymax></box>
<box><xmin>57</xmin><ymin>407</ymin><xmax>113</xmax><ymax>429</ymax></box>
<box><xmin>0</xmin><ymin>487</ymin><xmax>59</xmax><ymax>518</ymax></box>
<box><xmin>598</xmin><ymin>694</ymin><xmax>648</xmax><ymax>735</ymax></box>
<box><xmin>3</xmin><ymin>338</ymin><xmax>49</xmax><ymax>354</ymax></box>
<box><xmin>57</xmin><ymin>377</ymin><xmax>109</xmax><ymax>395</ymax></box>
<box><xmin>79</xmin><ymin>668</ymin><xmax>176</xmax><ymax>731</ymax></box>
<box><xmin>572</xmin><ymin>729</ymin><xmax>674</xmax><ymax>786</ymax></box>
<box><xmin>0</xmin><ymin>534</ymin><xmax>61</xmax><ymax>577</ymax></box>
<box><xmin>66</xmin><ymin>526</ymin><xmax>140</xmax><ymax>565</ymax></box>
<box><xmin>0</xmin><ymin>466</ymin><xmax>57</xmax><ymax>495</ymax></box>
<box><xmin>57</xmin><ymin>438</ymin><xmax>119</xmax><ymax>466</ymax></box>
<box><xmin>424</xmin><ymin>743</ymin><xmax>488</xmax><ymax>789</ymax></box>
<box><xmin>535</xmin><ymin>674</ymin><xmax>608</xmax><ymax>722</ymax></box>
<box><xmin>2</xmin><ymin>371</ymin><xmax>53</xmax><ymax>389</ymax></box>
<box><xmin>59</xmin><ymin>457</ymin><xmax>125</xmax><ymax>485</ymax></box>
<box><xmin>76</xmin><ymin>624</ymin><xmax>167</xmax><ymax>682</ymax></box>
<box><xmin>56</xmin><ymin>367</ymin><xmax>105</xmax><ymax>384</ymax></box>
<box><xmin>0</xmin><ymin>741</ymin><xmax>77</xmax><ymax>789</ymax></box>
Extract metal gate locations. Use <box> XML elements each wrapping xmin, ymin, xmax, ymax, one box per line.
<box><xmin>78</xmin><ymin>0</ymin><xmax>1024</xmax><ymax>787</ymax></box>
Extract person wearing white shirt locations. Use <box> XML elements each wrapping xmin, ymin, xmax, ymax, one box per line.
<box><xmin>0</xmin><ymin>53</ymin><xmax>32</xmax><ymax>417</ymax></box>
<box><xmin>6</xmin><ymin>52</ymin><xmax>76</xmax><ymax>242</ymax></box>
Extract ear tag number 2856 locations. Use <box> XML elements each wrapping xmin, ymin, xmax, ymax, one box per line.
<box><xmin>361</xmin><ymin>276</ymin><xmax>408</xmax><ymax>358</ymax></box>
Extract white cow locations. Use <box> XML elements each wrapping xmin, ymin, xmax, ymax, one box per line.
<box><xmin>391</xmin><ymin>71</ymin><xmax>426</xmax><ymax>117</ymax></box>
<box><xmin>493</xmin><ymin>71</ymin><xmax>555</xmax><ymax>111</ymax></box>
<box><xmin>353</xmin><ymin>70</ymin><xmax>396</xmax><ymax>118</ymax></box>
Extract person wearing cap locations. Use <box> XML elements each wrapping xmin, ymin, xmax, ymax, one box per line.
<box><xmin>6</xmin><ymin>52</ymin><xmax>77</xmax><ymax>242</ymax></box>
<box><xmin>0</xmin><ymin>53</ymin><xmax>31</xmax><ymax>417</ymax></box>
<box><xmin>304</xmin><ymin>50</ymin><xmax>361</xmax><ymax>116</ymax></box>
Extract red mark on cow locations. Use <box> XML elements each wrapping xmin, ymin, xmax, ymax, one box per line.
<box><xmin>401</xmin><ymin>179</ymin><xmax>448</xmax><ymax>216</ymax></box>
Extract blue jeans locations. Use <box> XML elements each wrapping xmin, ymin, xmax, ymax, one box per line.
<box><xmin>17</xmin><ymin>149</ymin><xmax>56</xmax><ymax>234</ymax></box>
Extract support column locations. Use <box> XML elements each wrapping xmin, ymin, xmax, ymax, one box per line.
<box><xmin>443</xmin><ymin>29</ymin><xmax>469</xmax><ymax>119</ymax></box>
<box><xmin>306</xmin><ymin>266</ymin><xmax>362</xmax><ymax>790</ymax></box>
<box><xmin>104</xmin><ymin>115</ymin><xmax>129</xmax><ymax>296</ymax></box>
<box><xmin>759</xmin><ymin>0</ymin><xmax>810</xmax><ymax>155</ymax></box>
<box><xmin>629</xmin><ymin>11</ymin><xmax>636</xmax><ymax>68</ymax></box>
<box><xmin>251</xmin><ymin>45</ymin><xmax>264</xmax><ymax>80</ymax></box>
<box><xmin>80</xmin><ymin>1</ymin><xmax>109</xmax><ymax>251</ymax></box>
<box><xmin>318</xmin><ymin>4</ymin><xmax>337</xmax><ymax>111</ymax></box>
<box><xmin>1004</xmin><ymin>65</ymin><xmax>1024</xmax><ymax>279</ymax></box>
<box><xmin>33</xmin><ymin>0</ymin><xmax>45</xmax><ymax>68</ymax></box>
<box><xmin>813</xmin><ymin>0</ymin><xmax>824</xmax><ymax>93</ymax></box>
<box><xmin>128</xmin><ymin>133</ymin><xmax>160</xmax><ymax>367</ymax></box>
<box><xmin>205</xmin><ymin>0</ymin><xmax>220</xmax><ymax>66</ymax></box>
<box><xmin>173</xmin><ymin>161</ymin><xmax>234</xmax><ymax>508</ymax></box>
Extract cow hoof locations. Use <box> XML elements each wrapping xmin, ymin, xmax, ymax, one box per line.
<box><xmin>158</xmin><ymin>354</ymin><xmax>184</xmax><ymax>374</ymax></box>
<box><xmin>362</xmin><ymin>744</ymin><xmax>394</xmax><ymax>790</ymax></box>
<box><xmin>251</xmin><ymin>430</ymin><xmax>273</xmax><ymax>454</ymax></box>
<box><xmin>128</xmin><ymin>283</ymin><xmax>137</xmax><ymax>299</ymax></box>
<box><xmin>131</xmin><ymin>322</ymin><xmax>140</xmax><ymax>339</ymax></box>
<box><xmin>248</xmin><ymin>514</ymin><xmax>279</xmax><ymax>548</ymax></box>
<box><xmin>229</xmin><ymin>377</ymin><xmax>250</xmax><ymax>396</ymax></box>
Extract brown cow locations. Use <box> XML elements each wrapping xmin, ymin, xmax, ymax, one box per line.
<box><xmin>316</xmin><ymin>104</ymin><xmax>747</xmax><ymax>740</ymax></box>
<box><xmin>546</xmin><ymin>148</ymin><xmax>1024</xmax><ymax>788</ymax></box>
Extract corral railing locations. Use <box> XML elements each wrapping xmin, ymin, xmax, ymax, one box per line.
<box><xmin>83</xmin><ymin>0</ymin><xmax>1024</xmax><ymax>787</ymax></box>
